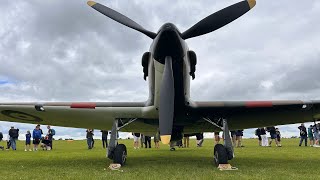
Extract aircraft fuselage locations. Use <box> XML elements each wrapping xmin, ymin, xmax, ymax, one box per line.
<box><xmin>145</xmin><ymin>23</ymin><xmax>192</xmax><ymax>126</ymax></box>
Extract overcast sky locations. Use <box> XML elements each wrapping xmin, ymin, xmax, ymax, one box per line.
<box><xmin>0</xmin><ymin>0</ymin><xmax>320</xmax><ymax>140</ymax></box>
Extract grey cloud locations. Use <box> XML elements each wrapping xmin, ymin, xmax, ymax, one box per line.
<box><xmin>1</xmin><ymin>0</ymin><xmax>320</xmax><ymax>138</ymax></box>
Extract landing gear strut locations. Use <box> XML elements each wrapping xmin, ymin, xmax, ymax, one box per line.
<box><xmin>107</xmin><ymin>118</ymin><xmax>138</xmax><ymax>165</ymax></box>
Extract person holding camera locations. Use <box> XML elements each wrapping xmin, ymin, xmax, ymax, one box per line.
<box><xmin>298</xmin><ymin>123</ymin><xmax>308</xmax><ymax>146</ymax></box>
<box><xmin>8</xmin><ymin>126</ymin><xmax>19</xmax><ymax>150</ymax></box>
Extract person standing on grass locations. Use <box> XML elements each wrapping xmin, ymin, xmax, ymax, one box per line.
<box><xmin>260</xmin><ymin>127</ymin><xmax>268</xmax><ymax>147</ymax></box>
<box><xmin>235</xmin><ymin>130</ymin><xmax>244</xmax><ymax>147</ymax></box>
<box><xmin>25</xmin><ymin>130</ymin><xmax>32</xmax><ymax>151</ymax></box>
<box><xmin>47</xmin><ymin>125</ymin><xmax>55</xmax><ymax>150</ymax></box>
<box><xmin>154</xmin><ymin>131</ymin><xmax>160</xmax><ymax>148</ymax></box>
<box><xmin>255</xmin><ymin>128</ymin><xmax>262</xmax><ymax>146</ymax></box>
<box><xmin>183</xmin><ymin>134</ymin><xmax>190</xmax><ymax>148</ymax></box>
<box><xmin>308</xmin><ymin>125</ymin><xmax>314</xmax><ymax>147</ymax></box>
<box><xmin>132</xmin><ymin>132</ymin><xmax>140</xmax><ymax>149</ymax></box>
<box><xmin>298</xmin><ymin>123</ymin><xmax>308</xmax><ymax>147</ymax></box>
<box><xmin>86</xmin><ymin>129</ymin><xmax>94</xmax><ymax>149</ymax></box>
<box><xmin>8</xmin><ymin>126</ymin><xmax>19</xmax><ymax>150</ymax></box>
<box><xmin>275</xmin><ymin>128</ymin><xmax>282</xmax><ymax>147</ymax></box>
<box><xmin>145</xmin><ymin>135</ymin><xmax>151</xmax><ymax>148</ymax></box>
<box><xmin>267</xmin><ymin>126</ymin><xmax>280</xmax><ymax>147</ymax></box>
<box><xmin>101</xmin><ymin>130</ymin><xmax>108</xmax><ymax>148</ymax></box>
<box><xmin>33</xmin><ymin>125</ymin><xmax>42</xmax><ymax>151</ymax></box>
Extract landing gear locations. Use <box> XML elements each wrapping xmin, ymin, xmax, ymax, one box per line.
<box><xmin>107</xmin><ymin>119</ymin><xmax>136</xmax><ymax>166</ymax></box>
<box><xmin>203</xmin><ymin>117</ymin><xmax>234</xmax><ymax>166</ymax></box>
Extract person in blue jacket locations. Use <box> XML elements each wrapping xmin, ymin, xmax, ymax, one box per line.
<box><xmin>33</xmin><ymin>125</ymin><xmax>42</xmax><ymax>151</ymax></box>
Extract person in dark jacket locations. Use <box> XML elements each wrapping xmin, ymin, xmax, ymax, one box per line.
<box><xmin>255</xmin><ymin>128</ymin><xmax>262</xmax><ymax>146</ymax></box>
<box><xmin>298</xmin><ymin>124</ymin><xmax>308</xmax><ymax>146</ymax></box>
<box><xmin>267</xmin><ymin>126</ymin><xmax>280</xmax><ymax>147</ymax></box>
<box><xmin>101</xmin><ymin>130</ymin><xmax>108</xmax><ymax>148</ymax></box>
<box><xmin>47</xmin><ymin>125</ymin><xmax>55</xmax><ymax>150</ymax></box>
<box><xmin>25</xmin><ymin>130</ymin><xmax>32</xmax><ymax>151</ymax></box>
<box><xmin>145</xmin><ymin>136</ymin><xmax>151</xmax><ymax>148</ymax></box>
<box><xmin>275</xmin><ymin>128</ymin><xmax>282</xmax><ymax>147</ymax></box>
<box><xmin>86</xmin><ymin>129</ymin><xmax>94</xmax><ymax>149</ymax></box>
<box><xmin>8</xmin><ymin>126</ymin><xmax>19</xmax><ymax>150</ymax></box>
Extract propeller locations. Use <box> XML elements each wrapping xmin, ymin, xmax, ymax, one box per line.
<box><xmin>181</xmin><ymin>0</ymin><xmax>256</xmax><ymax>39</ymax></box>
<box><xmin>159</xmin><ymin>56</ymin><xmax>175</xmax><ymax>144</ymax></box>
<box><xmin>87</xmin><ymin>1</ymin><xmax>157</xmax><ymax>39</ymax></box>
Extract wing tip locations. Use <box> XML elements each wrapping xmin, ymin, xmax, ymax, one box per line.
<box><xmin>247</xmin><ymin>0</ymin><xmax>256</xmax><ymax>9</ymax></box>
<box><xmin>87</xmin><ymin>1</ymin><xmax>97</xmax><ymax>7</ymax></box>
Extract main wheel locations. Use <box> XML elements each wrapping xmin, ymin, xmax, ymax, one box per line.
<box><xmin>214</xmin><ymin>144</ymin><xmax>228</xmax><ymax>167</ymax></box>
<box><xmin>113</xmin><ymin>144</ymin><xmax>127</xmax><ymax>165</ymax></box>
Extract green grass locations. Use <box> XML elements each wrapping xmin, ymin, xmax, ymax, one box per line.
<box><xmin>0</xmin><ymin>138</ymin><xmax>318</xmax><ymax>180</ymax></box>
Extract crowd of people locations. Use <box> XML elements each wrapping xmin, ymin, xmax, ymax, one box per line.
<box><xmin>299</xmin><ymin>123</ymin><xmax>320</xmax><ymax>147</ymax></box>
<box><xmin>1</xmin><ymin>122</ymin><xmax>319</xmax><ymax>151</ymax></box>
<box><xmin>255</xmin><ymin>127</ymin><xmax>282</xmax><ymax>147</ymax></box>
<box><xmin>85</xmin><ymin>129</ymin><xmax>109</xmax><ymax>149</ymax></box>
<box><xmin>132</xmin><ymin>133</ymin><xmax>155</xmax><ymax>149</ymax></box>
<box><xmin>0</xmin><ymin>124</ymin><xmax>55</xmax><ymax>151</ymax></box>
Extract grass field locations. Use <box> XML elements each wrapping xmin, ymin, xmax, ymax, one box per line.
<box><xmin>0</xmin><ymin>138</ymin><xmax>319</xmax><ymax>180</ymax></box>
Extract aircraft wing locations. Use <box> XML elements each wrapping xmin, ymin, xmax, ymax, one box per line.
<box><xmin>0</xmin><ymin>102</ymin><xmax>155</xmax><ymax>130</ymax></box>
<box><xmin>189</xmin><ymin>100</ymin><xmax>320</xmax><ymax>130</ymax></box>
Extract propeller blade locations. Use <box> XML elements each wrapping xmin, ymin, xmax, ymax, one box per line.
<box><xmin>87</xmin><ymin>1</ymin><xmax>157</xmax><ymax>39</ymax></box>
<box><xmin>159</xmin><ymin>56</ymin><xmax>175</xmax><ymax>144</ymax></box>
<box><xmin>181</xmin><ymin>0</ymin><xmax>256</xmax><ymax>39</ymax></box>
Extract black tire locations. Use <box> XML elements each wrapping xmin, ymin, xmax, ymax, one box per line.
<box><xmin>226</xmin><ymin>149</ymin><xmax>234</xmax><ymax>160</ymax></box>
<box><xmin>113</xmin><ymin>144</ymin><xmax>127</xmax><ymax>165</ymax></box>
<box><xmin>214</xmin><ymin>144</ymin><xmax>228</xmax><ymax>167</ymax></box>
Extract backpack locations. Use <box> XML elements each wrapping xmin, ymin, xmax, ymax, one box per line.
<box><xmin>51</xmin><ymin>129</ymin><xmax>56</xmax><ymax>136</ymax></box>
<box><xmin>0</xmin><ymin>132</ymin><xmax>3</xmax><ymax>141</ymax></box>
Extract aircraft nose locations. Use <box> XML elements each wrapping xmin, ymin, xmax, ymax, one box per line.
<box><xmin>164</xmin><ymin>23</ymin><xmax>173</xmax><ymax>30</ymax></box>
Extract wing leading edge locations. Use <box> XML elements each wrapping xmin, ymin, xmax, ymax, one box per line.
<box><xmin>0</xmin><ymin>102</ymin><xmax>157</xmax><ymax>130</ymax></box>
<box><xmin>189</xmin><ymin>100</ymin><xmax>320</xmax><ymax>130</ymax></box>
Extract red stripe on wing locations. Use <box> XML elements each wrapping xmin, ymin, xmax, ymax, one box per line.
<box><xmin>70</xmin><ymin>103</ymin><xmax>96</xmax><ymax>109</ymax></box>
<box><xmin>245</xmin><ymin>101</ymin><xmax>273</xmax><ymax>108</ymax></box>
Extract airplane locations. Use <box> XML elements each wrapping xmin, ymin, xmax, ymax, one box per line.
<box><xmin>1</xmin><ymin>0</ymin><xmax>320</xmax><ymax>166</ymax></box>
